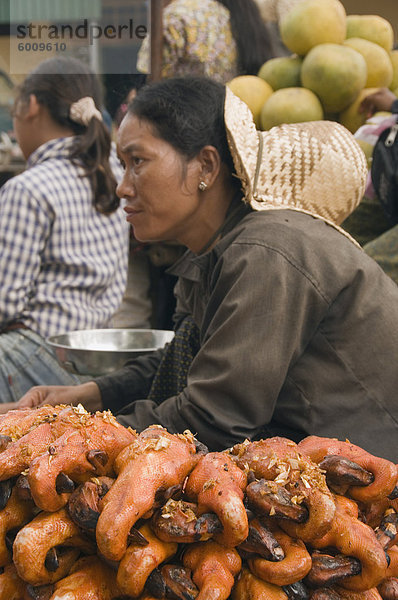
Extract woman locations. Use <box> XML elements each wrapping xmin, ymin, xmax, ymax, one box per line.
<box><xmin>11</xmin><ymin>77</ymin><xmax>398</xmax><ymax>461</ymax></box>
<box><xmin>0</xmin><ymin>57</ymin><xmax>129</xmax><ymax>401</ymax></box>
<box><xmin>137</xmin><ymin>0</ymin><xmax>274</xmax><ymax>82</ymax></box>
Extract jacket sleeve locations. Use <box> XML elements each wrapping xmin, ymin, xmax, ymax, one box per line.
<box><xmin>109</xmin><ymin>241</ymin><xmax>330</xmax><ymax>450</ymax></box>
<box><xmin>95</xmin><ymin>347</ymin><xmax>166</xmax><ymax>414</ymax></box>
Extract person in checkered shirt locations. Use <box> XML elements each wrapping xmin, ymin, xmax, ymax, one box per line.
<box><xmin>0</xmin><ymin>57</ymin><xmax>129</xmax><ymax>402</ymax></box>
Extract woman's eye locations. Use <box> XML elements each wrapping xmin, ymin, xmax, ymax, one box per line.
<box><xmin>133</xmin><ymin>157</ymin><xmax>143</xmax><ymax>166</ymax></box>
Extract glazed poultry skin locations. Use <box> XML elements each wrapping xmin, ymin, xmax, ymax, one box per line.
<box><xmin>50</xmin><ymin>555</ymin><xmax>121</xmax><ymax>600</ymax></box>
<box><xmin>298</xmin><ymin>436</ymin><xmax>398</xmax><ymax>504</ymax></box>
<box><xmin>0</xmin><ymin>405</ymin><xmax>65</xmax><ymax>442</ymax></box>
<box><xmin>13</xmin><ymin>507</ymin><xmax>95</xmax><ymax>586</ymax></box>
<box><xmin>183</xmin><ymin>540</ymin><xmax>242</xmax><ymax>600</ymax></box>
<box><xmin>0</xmin><ymin>563</ymin><xmax>27</xmax><ymax>600</ymax></box>
<box><xmin>185</xmin><ymin>452</ymin><xmax>248</xmax><ymax>548</ymax></box>
<box><xmin>27</xmin><ymin>408</ymin><xmax>136</xmax><ymax>512</ymax></box>
<box><xmin>0</xmin><ymin>406</ymin><xmax>93</xmax><ymax>482</ymax></box>
<box><xmin>231</xmin><ymin>568</ymin><xmax>288</xmax><ymax>600</ymax></box>
<box><xmin>117</xmin><ymin>521</ymin><xmax>178</xmax><ymax>597</ymax></box>
<box><xmin>0</xmin><ymin>485</ymin><xmax>36</xmax><ymax>567</ymax></box>
<box><xmin>96</xmin><ymin>426</ymin><xmax>201</xmax><ymax>562</ymax></box>
<box><xmin>311</xmin><ymin>495</ymin><xmax>388</xmax><ymax>591</ymax></box>
<box><xmin>230</xmin><ymin>437</ymin><xmax>336</xmax><ymax>543</ymax></box>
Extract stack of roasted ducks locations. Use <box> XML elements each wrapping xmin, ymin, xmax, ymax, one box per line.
<box><xmin>0</xmin><ymin>404</ymin><xmax>396</xmax><ymax>600</ymax></box>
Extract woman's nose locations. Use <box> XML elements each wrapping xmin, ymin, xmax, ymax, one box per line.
<box><xmin>116</xmin><ymin>172</ymin><xmax>136</xmax><ymax>200</ymax></box>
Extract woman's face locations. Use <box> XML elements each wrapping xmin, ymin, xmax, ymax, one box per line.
<box><xmin>116</xmin><ymin>113</ymin><xmax>203</xmax><ymax>247</ymax></box>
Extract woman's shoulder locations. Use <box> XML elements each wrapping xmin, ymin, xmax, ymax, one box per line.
<box><xmin>165</xmin><ymin>0</ymin><xmax>230</xmax><ymax>19</ymax></box>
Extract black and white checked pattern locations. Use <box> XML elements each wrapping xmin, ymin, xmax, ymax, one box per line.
<box><xmin>0</xmin><ymin>137</ymin><xmax>129</xmax><ymax>337</ymax></box>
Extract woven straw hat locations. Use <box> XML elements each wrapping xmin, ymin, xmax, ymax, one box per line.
<box><xmin>224</xmin><ymin>88</ymin><xmax>367</xmax><ymax>242</ymax></box>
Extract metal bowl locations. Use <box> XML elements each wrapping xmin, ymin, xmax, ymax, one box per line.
<box><xmin>47</xmin><ymin>328</ymin><xmax>175</xmax><ymax>376</ymax></box>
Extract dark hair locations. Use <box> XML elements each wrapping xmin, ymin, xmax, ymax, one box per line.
<box><xmin>16</xmin><ymin>57</ymin><xmax>119</xmax><ymax>214</ymax></box>
<box><xmin>218</xmin><ymin>0</ymin><xmax>274</xmax><ymax>74</ymax></box>
<box><xmin>128</xmin><ymin>76</ymin><xmax>239</xmax><ymax>189</ymax></box>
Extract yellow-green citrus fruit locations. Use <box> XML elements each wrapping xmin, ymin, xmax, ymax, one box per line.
<box><xmin>279</xmin><ymin>0</ymin><xmax>346</xmax><ymax>56</ymax></box>
<box><xmin>260</xmin><ymin>87</ymin><xmax>324</xmax><ymax>130</ymax></box>
<box><xmin>338</xmin><ymin>87</ymin><xmax>379</xmax><ymax>134</ymax></box>
<box><xmin>389</xmin><ymin>50</ymin><xmax>398</xmax><ymax>91</ymax></box>
<box><xmin>356</xmin><ymin>139</ymin><xmax>374</xmax><ymax>170</ymax></box>
<box><xmin>227</xmin><ymin>75</ymin><xmax>273</xmax><ymax>128</ymax></box>
<box><xmin>343</xmin><ymin>38</ymin><xmax>393</xmax><ymax>88</ymax></box>
<box><xmin>346</xmin><ymin>14</ymin><xmax>394</xmax><ymax>52</ymax></box>
<box><xmin>258</xmin><ymin>55</ymin><xmax>303</xmax><ymax>90</ymax></box>
<box><xmin>301</xmin><ymin>43</ymin><xmax>367</xmax><ymax>112</ymax></box>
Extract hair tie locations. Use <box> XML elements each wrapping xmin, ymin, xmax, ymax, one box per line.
<box><xmin>69</xmin><ymin>96</ymin><xmax>103</xmax><ymax>127</ymax></box>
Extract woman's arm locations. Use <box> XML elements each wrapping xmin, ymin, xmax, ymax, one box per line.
<box><xmin>359</xmin><ymin>88</ymin><xmax>398</xmax><ymax>117</ymax></box>
<box><xmin>113</xmin><ymin>241</ymin><xmax>328</xmax><ymax>449</ymax></box>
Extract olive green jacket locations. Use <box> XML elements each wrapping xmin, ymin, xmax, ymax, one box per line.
<box><xmin>97</xmin><ymin>208</ymin><xmax>398</xmax><ymax>460</ymax></box>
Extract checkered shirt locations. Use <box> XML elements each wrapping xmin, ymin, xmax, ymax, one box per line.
<box><xmin>0</xmin><ymin>136</ymin><xmax>129</xmax><ymax>338</ymax></box>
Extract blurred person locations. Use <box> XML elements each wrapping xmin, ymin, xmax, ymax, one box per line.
<box><xmin>133</xmin><ymin>0</ymin><xmax>276</xmax><ymax>328</ymax></box>
<box><xmin>137</xmin><ymin>0</ymin><xmax>275</xmax><ymax>82</ymax></box>
<box><xmin>9</xmin><ymin>77</ymin><xmax>398</xmax><ymax>461</ymax></box>
<box><xmin>0</xmin><ymin>57</ymin><xmax>129</xmax><ymax>402</ymax></box>
<box><xmin>347</xmin><ymin>86</ymin><xmax>398</xmax><ymax>284</ymax></box>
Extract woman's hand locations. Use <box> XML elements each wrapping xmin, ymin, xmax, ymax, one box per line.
<box><xmin>359</xmin><ymin>87</ymin><xmax>397</xmax><ymax>118</ymax></box>
<box><xmin>16</xmin><ymin>382</ymin><xmax>102</xmax><ymax>412</ymax></box>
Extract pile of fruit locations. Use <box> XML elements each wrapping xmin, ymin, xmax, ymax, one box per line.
<box><xmin>0</xmin><ymin>404</ymin><xmax>397</xmax><ymax>599</ymax></box>
<box><xmin>228</xmin><ymin>0</ymin><xmax>398</xmax><ymax>133</ymax></box>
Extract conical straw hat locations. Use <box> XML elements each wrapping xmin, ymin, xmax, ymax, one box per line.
<box><xmin>224</xmin><ymin>88</ymin><xmax>367</xmax><ymax>245</ymax></box>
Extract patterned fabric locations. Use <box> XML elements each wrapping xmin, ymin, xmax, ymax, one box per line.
<box><xmin>148</xmin><ymin>315</ymin><xmax>200</xmax><ymax>402</ymax></box>
<box><xmin>137</xmin><ymin>0</ymin><xmax>238</xmax><ymax>83</ymax></box>
<box><xmin>0</xmin><ymin>136</ymin><xmax>129</xmax><ymax>338</ymax></box>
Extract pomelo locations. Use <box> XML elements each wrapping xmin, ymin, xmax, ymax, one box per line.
<box><xmin>258</xmin><ymin>55</ymin><xmax>302</xmax><ymax>90</ymax></box>
<box><xmin>279</xmin><ymin>0</ymin><xmax>346</xmax><ymax>56</ymax></box>
<box><xmin>389</xmin><ymin>50</ymin><xmax>398</xmax><ymax>91</ymax></box>
<box><xmin>227</xmin><ymin>75</ymin><xmax>273</xmax><ymax>128</ymax></box>
<box><xmin>343</xmin><ymin>38</ymin><xmax>393</xmax><ymax>88</ymax></box>
<box><xmin>346</xmin><ymin>15</ymin><xmax>394</xmax><ymax>52</ymax></box>
<box><xmin>260</xmin><ymin>87</ymin><xmax>324</xmax><ymax>130</ymax></box>
<box><xmin>356</xmin><ymin>139</ymin><xmax>374</xmax><ymax>170</ymax></box>
<box><xmin>338</xmin><ymin>88</ymin><xmax>379</xmax><ymax>134</ymax></box>
<box><xmin>301</xmin><ymin>43</ymin><xmax>367</xmax><ymax>113</ymax></box>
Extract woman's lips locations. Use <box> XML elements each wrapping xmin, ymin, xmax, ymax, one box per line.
<box><xmin>123</xmin><ymin>206</ymin><xmax>142</xmax><ymax>221</ymax></box>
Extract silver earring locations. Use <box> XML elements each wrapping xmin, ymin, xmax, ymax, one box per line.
<box><xmin>198</xmin><ymin>180</ymin><xmax>208</xmax><ymax>191</ymax></box>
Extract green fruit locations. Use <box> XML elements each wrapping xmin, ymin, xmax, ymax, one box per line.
<box><xmin>258</xmin><ymin>55</ymin><xmax>303</xmax><ymax>90</ymax></box>
<box><xmin>343</xmin><ymin>38</ymin><xmax>393</xmax><ymax>88</ymax></box>
<box><xmin>346</xmin><ymin>14</ymin><xmax>394</xmax><ymax>52</ymax></box>
<box><xmin>260</xmin><ymin>87</ymin><xmax>324</xmax><ymax>130</ymax></box>
<box><xmin>279</xmin><ymin>0</ymin><xmax>346</xmax><ymax>56</ymax></box>
<box><xmin>389</xmin><ymin>50</ymin><xmax>398</xmax><ymax>91</ymax></box>
<box><xmin>227</xmin><ymin>75</ymin><xmax>273</xmax><ymax>128</ymax></box>
<box><xmin>301</xmin><ymin>43</ymin><xmax>367</xmax><ymax>112</ymax></box>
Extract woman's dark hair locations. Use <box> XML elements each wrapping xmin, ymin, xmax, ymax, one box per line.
<box><xmin>16</xmin><ymin>57</ymin><xmax>118</xmax><ymax>214</ymax></box>
<box><xmin>129</xmin><ymin>76</ymin><xmax>239</xmax><ymax>190</ymax></box>
<box><xmin>218</xmin><ymin>0</ymin><xmax>274</xmax><ymax>74</ymax></box>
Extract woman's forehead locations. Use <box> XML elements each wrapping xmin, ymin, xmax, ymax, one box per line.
<box><xmin>117</xmin><ymin>114</ymin><xmax>155</xmax><ymax>152</ymax></box>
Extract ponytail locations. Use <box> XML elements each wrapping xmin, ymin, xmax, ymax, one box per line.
<box><xmin>16</xmin><ymin>57</ymin><xmax>119</xmax><ymax>215</ymax></box>
<box><xmin>218</xmin><ymin>0</ymin><xmax>274</xmax><ymax>74</ymax></box>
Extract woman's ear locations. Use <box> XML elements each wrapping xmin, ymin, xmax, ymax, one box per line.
<box><xmin>26</xmin><ymin>94</ymin><xmax>41</xmax><ymax>119</ymax></box>
<box><xmin>197</xmin><ymin>145</ymin><xmax>221</xmax><ymax>189</ymax></box>
<box><xmin>14</xmin><ymin>94</ymin><xmax>40</xmax><ymax>121</ymax></box>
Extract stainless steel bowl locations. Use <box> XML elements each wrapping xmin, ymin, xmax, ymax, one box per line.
<box><xmin>47</xmin><ymin>328</ymin><xmax>175</xmax><ymax>376</ymax></box>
